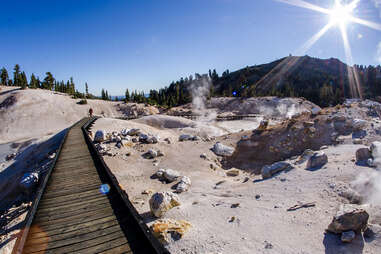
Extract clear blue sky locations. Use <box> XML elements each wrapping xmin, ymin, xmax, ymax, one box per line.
<box><xmin>1</xmin><ymin>0</ymin><xmax>380</xmax><ymax>95</ymax></box>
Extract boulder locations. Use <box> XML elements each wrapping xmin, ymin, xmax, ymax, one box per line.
<box><xmin>306</xmin><ymin>151</ymin><xmax>328</xmax><ymax>169</ymax></box>
<box><xmin>94</xmin><ymin>130</ymin><xmax>106</xmax><ymax>142</ymax></box>
<box><xmin>327</xmin><ymin>204</ymin><xmax>369</xmax><ymax>234</ymax></box>
<box><xmin>175</xmin><ymin>176</ymin><xmax>191</xmax><ymax>193</ymax></box>
<box><xmin>261</xmin><ymin>161</ymin><xmax>291</xmax><ymax>179</ymax></box>
<box><xmin>149</xmin><ymin>192</ymin><xmax>181</xmax><ymax>218</ymax></box>
<box><xmin>341</xmin><ymin>231</ymin><xmax>355</xmax><ymax>243</ymax></box>
<box><xmin>356</xmin><ymin>148</ymin><xmax>371</xmax><ymax>162</ymax></box>
<box><xmin>212</xmin><ymin>142</ymin><xmax>235</xmax><ymax>157</ymax></box>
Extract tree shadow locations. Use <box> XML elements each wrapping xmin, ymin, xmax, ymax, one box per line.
<box><xmin>323</xmin><ymin>232</ymin><xmax>364</xmax><ymax>254</ymax></box>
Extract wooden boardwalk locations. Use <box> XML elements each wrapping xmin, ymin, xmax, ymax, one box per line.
<box><xmin>19</xmin><ymin>118</ymin><xmax>165</xmax><ymax>254</ymax></box>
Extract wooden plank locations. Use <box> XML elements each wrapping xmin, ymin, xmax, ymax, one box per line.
<box><xmin>98</xmin><ymin>243</ymin><xmax>134</xmax><ymax>254</ymax></box>
<box><xmin>29</xmin><ymin>215</ymin><xmax>118</xmax><ymax>238</ymax></box>
<box><xmin>23</xmin><ymin>224</ymin><xmax>123</xmax><ymax>253</ymax></box>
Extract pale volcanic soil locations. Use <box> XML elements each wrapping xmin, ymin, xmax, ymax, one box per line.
<box><xmin>92</xmin><ymin>103</ymin><xmax>381</xmax><ymax>254</ymax></box>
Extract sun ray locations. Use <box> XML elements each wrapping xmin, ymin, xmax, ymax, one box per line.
<box><xmin>350</xmin><ymin>16</ymin><xmax>381</xmax><ymax>31</ymax></box>
<box><xmin>340</xmin><ymin>24</ymin><xmax>362</xmax><ymax>98</ymax></box>
<box><xmin>275</xmin><ymin>0</ymin><xmax>330</xmax><ymax>14</ymax></box>
<box><xmin>296</xmin><ymin>22</ymin><xmax>334</xmax><ymax>55</ymax></box>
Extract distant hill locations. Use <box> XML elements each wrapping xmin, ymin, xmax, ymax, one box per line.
<box><xmin>147</xmin><ymin>55</ymin><xmax>381</xmax><ymax>108</ymax></box>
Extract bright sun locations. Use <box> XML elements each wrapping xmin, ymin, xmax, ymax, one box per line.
<box><xmin>329</xmin><ymin>1</ymin><xmax>354</xmax><ymax>26</ymax></box>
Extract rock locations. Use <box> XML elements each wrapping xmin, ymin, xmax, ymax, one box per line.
<box><xmin>320</xmin><ymin>145</ymin><xmax>328</xmax><ymax>150</ymax></box>
<box><xmin>231</xmin><ymin>203</ymin><xmax>240</xmax><ymax>208</ymax></box>
<box><xmin>96</xmin><ymin>144</ymin><xmax>108</xmax><ymax>155</ymax></box>
<box><xmin>149</xmin><ymin>192</ymin><xmax>181</xmax><ymax>217</ymax></box>
<box><xmin>261</xmin><ymin>161</ymin><xmax>291</xmax><ymax>179</ymax></box>
<box><xmin>155</xmin><ymin>168</ymin><xmax>166</xmax><ymax>178</ymax></box>
<box><xmin>116</xmin><ymin>136</ymin><xmax>122</xmax><ymax>143</ymax></box>
<box><xmin>164</xmin><ymin>138</ymin><xmax>171</xmax><ymax>144</ymax></box>
<box><xmin>179</xmin><ymin>134</ymin><xmax>193</xmax><ymax>141</ymax></box>
<box><xmin>94</xmin><ymin>130</ymin><xmax>106</xmax><ymax>142</ymax></box>
<box><xmin>295</xmin><ymin>149</ymin><xmax>314</xmax><ymax>165</ymax></box>
<box><xmin>353</xmin><ymin>138</ymin><xmax>362</xmax><ymax>145</ymax></box>
<box><xmin>212</xmin><ymin>142</ymin><xmax>235</xmax><ymax>157</ymax></box>
<box><xmin>306</xmin><ymin>151</ymin><xmax>328</xmax><ymax>169</ymax></box>
<box><xmin>226</xmin><ymin>169</ymin><xmax>240</xmax><ymax>177</ymax></box>
<box><xmin>116</xmin><ymin>142</ymin><xmax>122</xmax><ymax>149</ymax></box>
<box><xmin>175</xmin><ymin>176</ymin><xmax>191</xmax><ymax>193</ymax></box>
<box><xmin>364</xmin><ymin>224</ymin><xmax>381</xmax><ymax>239</ymax></box>
<box><xmin>5</xmin><ymin>152</ymin><xmax>16</xmax><ymax>161</ymax></box>
<box><xmin>356</xmin><ymin>148</ymin><xmax>371</xmax><ymax>162</ymax></box>
<box><xmin>352</xmin><ymin>119</ymin><xmax>367</xmax><ymax>130</ymax></box>
<box><xmin>163</xmin><ymin>169</ymin><xmax>181</xmax><ymax>182</ymax></box>
<box><xmin>128</xmin><ymin>128</ymin><xmax>140</xmax><ymax>136</ymax></box>
<box><xmin>139</xmin><ymin>133</ymin><xmax>149</xmax><ymax>143</ymax></box>
<box><xmin>341</xmin><ymin>231</ymin><xmax>356</xmax><ymax>243</ymax></box>
<box><xmin>142</xmin><ymin>189</ymin><xmax>154</xmax><ymax>195</ymax></box>
<box><xmin>200</xmin><ymin>153</ymin><xmax>208</xmax><ymax>159</ymax></box>
<box><xmin>20</xmin><ymin>172</ymin><xmax>39</xmax><ymax>193</ymax></box>
<box><xmin>311</xmin><ymin>107</ymin><xmax>321</xmax><ymax>115</ymax></box>
<box><xmin>150</xmin><ymin>219</ymin><xmax>191</xmax><ymax>244</ymax></box>
<box><xmin>120</xmin><ymin>129</ymin><xmax>129</xmax><ymax>136</ymax></box>
<box><xmin>192</xmin><ymin>136</ymin><xmax>200</xmax><ymax>141</ymax></box>
<box><xmin>147</xmin><ymin>136</ymin><xmax>159</xmax><ymax>144</ymax></box>
<box><xmin>146</xmin><ymin>149</ymin><xmax>157</xmax><ymax>159</ymax></box>
<box><xmin>367</xmin><ymin>158</ymin><xmax>375</xmax><ymax>167</ymax></box>
<box><xmin>48</xmin><ymin>153</ymin><xmax>56</xmax><ymax>159</ymax></box>
<box><xmin>370</xmin><ymin>141</ymin><xmax>381</xmax><ymax>166</ymax></box>
<box><xmin>157</xmin><ymin>150</ymin><xmax>165</xmax><ymax>157</ymax></box>
<box><xmin>327</xmin><ymin>204</ymin><xmax>369</xmax><ymax>234</ymax></box>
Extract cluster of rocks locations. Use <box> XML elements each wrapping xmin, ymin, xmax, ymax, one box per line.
<box><xmin>327</xmin><ymin>204</ymin><xmax>370</xmax><ymax>243</ymax></box>
<box><xmin>178</xmin><ymin>134</ymin><xmax>200</xmax><ymax>142</ymax></box>
<box><xmin>355</xmin><ymin>141</ymin><xmax>381</xmax><ymax>167</ymax></box>
<box><xmin>154</xmin><ymin>168</ymin><xmax>191</xmax><ymax>193</ymax></box>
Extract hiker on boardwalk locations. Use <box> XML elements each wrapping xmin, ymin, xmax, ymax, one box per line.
<box><xmin>89</xmin><ymin>108</ymin><xmax>93</xmax><ymax>117</ymax></box>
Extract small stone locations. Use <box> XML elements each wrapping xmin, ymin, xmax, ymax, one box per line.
<box><xmin>179</xmin><ymin>134</ymin><xmax>193</xmax><ymax>141</ymax></box>
<box><xmin>229</xmin><ymin>216</ymin><xmax>236</xmax><ymax>222</ymax></box>
<box><xmin>231</xmin><ymin>203</ymin><xmax>240</xmax><ymax>208</ymax></box>
<box><xmin>128</xmin><ymin>128</ymin><xmax>141</xmax><ymax>136</ymax></box>
<box><xmin>142</xmin><ymin>189</ymin><xmax>154</xmax><ymax>195</ymax></box>
<box><xmin>226</xmin><ymin>169</ymin><xmax>240</xmax><ymax>177</ymax></box>
<box><xmin>341</xmin><ymin>231</ymin><xmax>355</xmax><ymax>243</ymax></box>
<box><xmin>261</xmin><ymin>161</ymin><xmax>291</xmax><ymax>179</ymax></box>
<box><xmin>255</xmin><ymin>194</ymin><xmax>261</xmax><ymax>200</ymax></box>
<box><xmin>353</xmin><ymin>138</ymin><xmax>362</xmax><ymax>145</ymax></box>
<box><xmin>320</xmin><ymin>145</ymin><xmax>328</xmax><ymax>150</ymax></box>
<box><xmin>164</xmin><ymin>138</ymin><xmax>171</xmax><ymax>144</ymax></box>
<box><xmin>163</xmin><ymin>169</ymin><xmax>181</xmax><ymax>182</ymax></box>
<box><xmin>175</xmin><ymin>176</ymin><xmax>191</xmax><ymax>193</ymax></box>
<box><xmin>200</xmin><ymin>153</ymin><xmax>208</xmax><ymax>159</ymax></box>
<box><xmin>146</xmin><ymin>149</ymin><xmax>158</xmax><ymax>159</ymax></box>
<box><xmin>367</xmin><ymin>158</ymin><xmax>375</xmax><ymax>167</ymax></box>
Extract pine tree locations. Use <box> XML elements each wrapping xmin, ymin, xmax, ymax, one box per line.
<box><xmin>13</xmin><ymin>64</ymin><xmax>21</xmax><ymax>87</ymax></box>
<box><xmin>0</xmin><ymin>68</ymin><xmax>9</xmax><ymax>86</ymax></box>
<box><xmin>29</xmin><ymin>73</ymin><xmax>38</xmax><ymax>88</ymax></box>
<box><xmin>43</xmin><ymin>72</ymin><xmax>55</xmax><ymax>90</ymax></box>
<box><xmin>85</xmin><ymin>82</ymin><xmax>89</xmax><ymax>97</ymax></box>
<box><xmin>125</xmin><ymin>88</ymin><xmax>130</xmax><ymax>102</ymax></box>
<box><xmin>20</xmin><ymin>71</ymin><xmax>28</xmax><ymax>89</ymax></box>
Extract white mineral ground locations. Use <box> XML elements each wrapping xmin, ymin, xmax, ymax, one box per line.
<box><xmin>2</xmin><ymin>86</ymin><xmax>381</xmax><ymax>253</ymax></box>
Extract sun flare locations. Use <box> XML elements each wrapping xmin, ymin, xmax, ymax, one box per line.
<box><xmin>329</xmin><ymin>1</ymin><xmax>354</xmax><ymax>26</ymax></box>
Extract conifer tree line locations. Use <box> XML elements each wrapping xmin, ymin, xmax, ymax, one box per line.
<box><xmin>0</xmin><ymin>64</ymin><xmax>91</xmax><ymax>99</ymax></box>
